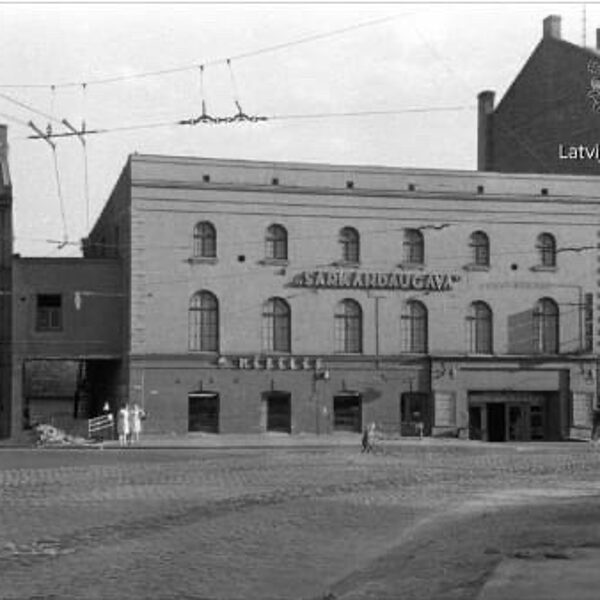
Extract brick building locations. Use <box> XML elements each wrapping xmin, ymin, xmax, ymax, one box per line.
<box><xmin>10</xmin><ymin>258</ymin><xmax>123</xmax><ymax>436</ymax></box>
<box><xmin>72</xmin><ymin>154</ymin><xmax>599</xmax><ymax>441</ymax></box>
<box><xmin>478</xmin><ymin>15</ymin><xmax>600</xmax><ymax>175</ymax></box>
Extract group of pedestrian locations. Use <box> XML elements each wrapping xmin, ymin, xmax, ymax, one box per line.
<box><xmin>117</xmin><ymin>402</ymin><xmax>145</xmax><ymax>446</ymax></box>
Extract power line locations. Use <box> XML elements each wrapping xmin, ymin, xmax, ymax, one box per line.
<box><xmin>0</xmin><ymin>91</ymin><xmax>63</xmax><ymax>127</ymax></box>
<box><xmin>0</xmin><ymin>14</ymin><xmax>407</xmax><ymax>90</ymax></box>
<box><xmin>19</xmin><ymin>105</ymin><xmax>476</xmax><ymax>141</ymax></box>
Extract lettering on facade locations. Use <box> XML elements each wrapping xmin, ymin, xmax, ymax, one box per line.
<box><xmin>218</xmin><ymin>355</ymin><xmax>325</xmax><ymax>371</ymax></box>
<box><xmin>291</xmin><ymin>269</ymin><xmax>460</xmax><ymax>291</ymax></box>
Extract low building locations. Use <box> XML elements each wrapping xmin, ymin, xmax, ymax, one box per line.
<box><xmin>10</xmin><ymin>257</ymin><xmax>123</xmax><ymax>436</ymax></box>
<box><xmin>74</xmin><ymin>154</ymin><xmax>598</xmax><ymax>441</ymax></box>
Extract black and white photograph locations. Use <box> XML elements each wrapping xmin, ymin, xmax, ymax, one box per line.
<box><xmin>2</xmin><ymin>2</ymin><xmax>600</xmax><ymax>599</ymax></box>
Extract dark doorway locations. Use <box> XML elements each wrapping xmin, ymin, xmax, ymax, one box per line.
<box><xmin>333</xmin><ymin>394</ymin><xmax>362</xmax><ymax>432</ymax></box>
<box><xmin>265</xmin><ymin>392</ymin><xmax>291</xmax><ymax>433</ymax></box>
<box><xmin>487</xmin><ymin>403</ymin><xmax>506</xmax><ymax>442</ymax></box>
<box><xmin>400</xmin><ymin>392</ymin><xmax>430</xmax><ymax>436</ymax></box>
<box><xmin>188</xmin><ymin>393</ymin><xmax>220</xmax><ymax>433</ymax></box>
<box><xmin>469</xmin><ymin>406</ymin><xmax>482</xmax><ymax>440</ymax></box>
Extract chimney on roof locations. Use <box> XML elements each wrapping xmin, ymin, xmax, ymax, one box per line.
<box><xmin>596</xmin><ymin>28</ymin><xmax>600</xmax><ymax>50</ymax></box>
<box><xmin>543</xmin><ymin>15</ymin><xmax>561</xmax><ymax>40</ymax></box>
<box><xmin>477</xmin><ymin>91</ymin><xmax>495</xmax><ymax>171</ymax></box>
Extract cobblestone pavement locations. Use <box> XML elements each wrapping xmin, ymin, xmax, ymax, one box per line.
<box><xmin>1</xmin><ymin>442</ymin><xmax>600</xmax><ymax>600</ymax></box>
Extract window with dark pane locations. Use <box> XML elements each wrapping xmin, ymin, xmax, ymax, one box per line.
<box><xmin>262</xmin><ymin>297</ymin><xmax>291</xmax><ymax>352</ymax></box>
<box><xmin>266</xmin><ymin>224</ymin><xmax>288</xmax><ymax>260</ymax></box>
<box><xmin>36</xmin><ymin>294</ymin><xmax>62</xmax><ymax>331</ymax></box>
<box><xmin>193</xmin><ymin>221</ymin><xmax>217</xmax><ymax>258</ymax></box>
<box><xmin>339</xmin><ymin>227</ymin><xmax>360</xmax><ymax>263</ymax></box>
<box><xmin>189</xmin><ymin>291</ymin><xmax>219</xmax><ymax>351</ymax></box>
<box><xmin>404</xmin><ymin>229</ymin><xmax>424</xmax><ymax>264</ymax></box>
<box><xmin>334</xmin><ymin>299</ymin><xmax>362</xmax><ymax>353</ymax></box>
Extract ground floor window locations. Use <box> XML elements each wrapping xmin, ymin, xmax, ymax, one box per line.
<box><xmin>263</xmin><ymin>391</ymin><xmax>292</xmax><ymax>433</ymax></box>
<box><xmin>188</xmin><ymin>392</ymin><xmax>220</xmax><ymax>433</ymax></box>
<box><xmin>333</xmin><ymin>394</ymin><xmax>362</xmax><ymax>432</ymax></box>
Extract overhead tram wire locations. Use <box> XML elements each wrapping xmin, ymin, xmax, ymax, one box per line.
<box><xmin>0</xmin><ymin>91</ymin><xmax>63</xmax><ymax>128</ymax></box>
<box><xmin>0</xmin><ymin>14</ymin><xmax>407</xmax><ymax>91</ymax></box>
<box><xmin>19</xmin><ymin>104</ymin><xmax>476</xmax><ymax>141</ymax></box>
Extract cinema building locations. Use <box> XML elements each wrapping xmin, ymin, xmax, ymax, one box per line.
<box><xmin>37</xmin><ymin>153</ymin><xmax>589</xmax><ymax>442</ymax></box>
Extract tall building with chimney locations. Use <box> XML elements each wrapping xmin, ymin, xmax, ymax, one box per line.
<box><xmin>478</xmin><ymin>15</ymin><xmax>600</xmax><ymax>175</ymax></box>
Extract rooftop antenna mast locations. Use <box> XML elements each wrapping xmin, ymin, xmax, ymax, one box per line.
<box><xmin>583</xmin><ymin>4</ymin><xmax>587</xmax><ymax>46</ymax></box>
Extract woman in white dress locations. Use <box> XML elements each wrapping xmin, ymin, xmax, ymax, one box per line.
<box><xmin>131</xmin><ymin>403</ymin><xmax>143</xmax><ymax>443</ymax></box>
<box><xmin>118</xmin><ymin>404</ymin><xmax>130</xmax><ymax>446</ymax></box>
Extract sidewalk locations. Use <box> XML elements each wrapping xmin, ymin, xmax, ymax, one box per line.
<box><xmin>477</xmin><ymin>547</ymin><xmax>600</xmax><ymax>600</ymax></box>
<box><xmin>0</xmin><ymin>431</ymin><xmax>489</xmax><ymax>450</ymax></box>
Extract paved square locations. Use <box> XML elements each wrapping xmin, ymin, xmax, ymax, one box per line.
<box><xmin>1</xmin><ymin>442</ymin><xmax>600</xmax><ymax>600</ymax></box>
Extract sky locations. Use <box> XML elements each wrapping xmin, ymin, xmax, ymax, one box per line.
<box><xmin>1</xmin><ymin>2</ymin><xmax>599</xmax><ymax>257</ymax></box>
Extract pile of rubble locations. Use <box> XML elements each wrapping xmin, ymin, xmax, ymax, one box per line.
<box><xmin>34</xmin><ymin>424</ymin><xmax>90</xmax><ymax>447</ymax></box>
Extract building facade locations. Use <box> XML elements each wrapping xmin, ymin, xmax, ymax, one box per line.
<box><xmin>77</xmin><ymin>154</ymin><xmax>599</xmax><ymax>441</ymax></box>
<box><xmin>478</xmin><ymin>15</ymin><xmax>600</xmax><ymax>175</ymax></box>
<box><xmin>10</xmin><ymin>257</ymin><xmax>123</xmax><ymax>436</ymax></box>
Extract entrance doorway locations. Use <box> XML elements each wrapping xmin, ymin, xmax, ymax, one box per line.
<box><xmin>486</xmin><ymin>403</ymin><xmax>506</xmax><ymax>442</ymax></box>
<box><xmin>400</xmin><ymin>392</ymin><xmax>430</xmax><ymax>436</ymax></box>
<box><xmin>469</xmin><ymin>392</ymin><xmax>549</xmax><ymax>442</ymax></box>
<box><xmin>333</xmin><ymin>394</ymin><xmax>362</xmax><ymax>432</ymax></box>
<box><xmin>188</xmin><ymin>393</ymin><xmax>220</xmax><ymax>433</ymax></box>
<box><xmin>264</xmin><ymin>392</ymin><xmax>291</xmax><ymax>433</ymax></box>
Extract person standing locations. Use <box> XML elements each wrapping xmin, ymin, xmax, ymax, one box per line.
<box><xmin>131</xmin><ymin>403</ymin><xmax>143</xmax><ymax>444</ymax></box>
<box><xmin>118</xmin><ymin>403</ymin><xmax>130</xmax><ymax>447</ymax></box>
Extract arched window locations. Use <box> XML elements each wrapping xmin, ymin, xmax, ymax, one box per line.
<box><xmin>401</xmin><ymin>300</ymin><xmax>428</xmax><ymax>353</ymax></box>
<box><xmin>534</xmin><ymin>298</ymin><xmax>559</xmax><ymax>353</ymax></box>
<box><xmin>335</xmin><ymin>299</ymin><xmax>363</xmax><ymax>353</ymax></box>
<box><xmin>537</xmin><ymin>233</ymin><xmax>556</xmax><ymax>267</ymax></box>
<box><xmin>193</xmin><ymin>221</ymin><xmax>216</xmax><ymax>258</ymax></box>
<box><xmin>404</xmin><ymin>229</ymin><xmax>424</xmax><ymax>264</ymax></box>
<box><xmin>262</xmin><ymin>297</ymin><xmax>291</xmax><ymax>352</ymax></box>
<box><xmin>339</xmin><ymin>227</ymin><xmax>360</xmax><ymax>263</ymax></box>
<box><xmin>265</xmin><ymin>224</ymin><xmax>288</xmax><ymax>261</ymax></box>
<box><xmin>189</xmin><ymin>291</ymin><xmax>219</xmax><ymax>352</ymax></box>
<box><xmin>467</xmin><ymin>301</ymin><xmax>493</xmax><ymax>354</ymax></box>
<box><xmin>470</xmin><ymin>231</ymin><xmax>490</xmax><ymax>266</ymax></box>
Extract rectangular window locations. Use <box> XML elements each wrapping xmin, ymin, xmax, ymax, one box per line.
<box><xmin>36</xmin><ymin>294</ymin><xmax>62</xmax><ymax>331</ymax></box>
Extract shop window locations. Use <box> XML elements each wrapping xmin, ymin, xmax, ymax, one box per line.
<box><xmin>470</xmin><ymin>230</ymin><xmax>490</xmax><ymax>266</ymax></box>
<box><xmin>189</xmin><ymin>291</ymin><xmax>219</xmax><ymax>352</ymax></box>
<box><xmin>467</xmin><ymin>301</ymin><xmax>493</xmax><ymax>354</ymax></box>
<box><xmin>334</xmin><ymin>299</ymin><xmax>362</xmax><ymax>353</ymax></box>
<box><xmin>403</xmin><ymin>229</ymin><xmax>424</xmax><ymax>265</ymax></box>
<box><xmin>36</xmin><ymin>294</ymin><xmax>62</xmax><ymax>331</ymax></box>
<box><xmin>401</xmin><ymin>300</ymin><xmax>428</xmax><ymax>353</ymax></box>
<box><xmin>262</xmin><ymin>297</ymin><xmax>291</xmax><ymax>353</ymax></box>
<box><xmin>339</xmin><ymin>227</ymin><xmax>360</xmax><ymax>263</ymax></box>
<box><xmin>534</xmin><ymin>297</ymin><xmax>559</xmax><ymax>354</ymax></box>
<box><xmin>536</xmin><ymin>233</ymin><xmax>556</xmax><ymax>267</ymax></box>
<box><xmin>193</xmin><ymin>221</ymin><xmax>217</xmax><ymax>258</ymax></box>
<box><xmin>265</xmin><ymin>224</ymin><xmax>288</xmax><ymax>261</ymax></box>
